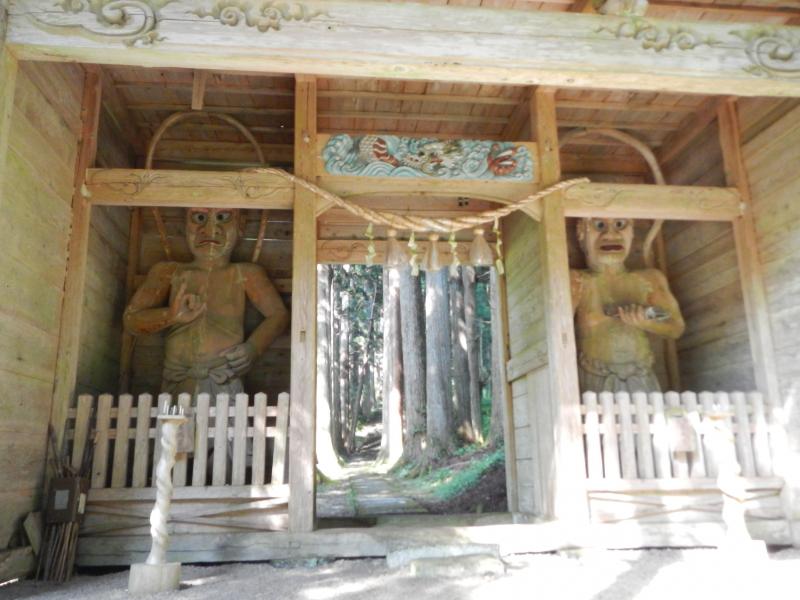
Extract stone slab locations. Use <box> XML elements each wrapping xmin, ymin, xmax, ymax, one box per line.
<box><xmin>128</xmin><ymin>562</ymin><xmax>181</xmax><ymax>594</ymax></box>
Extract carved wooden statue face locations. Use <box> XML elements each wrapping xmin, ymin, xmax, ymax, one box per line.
<box><xmin>577</xmin><ymin>217</ymin><xmax>634</xmax><ymax>271</ymax></box>
<box><xmin>185</xmin><ymin>208</ymin><xmax>242</xmax><ymax>261</ymax></box>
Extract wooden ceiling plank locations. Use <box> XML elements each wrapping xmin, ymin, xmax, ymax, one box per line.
<box><xmin>657</xmin><ymin>96</ymin><xmax>724</xmax><ymax>166</ymax></box>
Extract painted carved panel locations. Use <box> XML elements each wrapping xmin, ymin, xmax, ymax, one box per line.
<box><xmin>321</xmin><ymin>134</ymin><xmax>535</xmax><ymax>181</ymax></box>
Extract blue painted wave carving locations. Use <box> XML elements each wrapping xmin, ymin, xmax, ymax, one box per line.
<box><xmin>322</xmin><ymin>134</ymin><xmax>534</xmax><ymax>180</ymax></box>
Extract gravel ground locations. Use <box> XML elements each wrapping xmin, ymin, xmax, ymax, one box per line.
<box><xmin>3</xmin><ymin>548</ymin><xmax>799</xmax><ymax>600</ymax></box>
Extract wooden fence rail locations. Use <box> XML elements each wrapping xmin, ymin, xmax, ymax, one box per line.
<box><xmin>64</xmin><ymin>392</ymin><xmax>291</xmax><ymax>536</ymax></box>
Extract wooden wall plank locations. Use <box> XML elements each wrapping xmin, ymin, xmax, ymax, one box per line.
<box><xmin>0</xmin><ymin>60</ymin><xmax>83</xmax><ymax>548</ymax></box>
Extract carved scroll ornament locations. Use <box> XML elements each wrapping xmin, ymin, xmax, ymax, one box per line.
<box><xmin>598</xmin><ymin>17</ymin><xmax>800</xmax><ymax>79</ymax></box>
<box><xmin>26</xmin><ymin>0</ymin><xmax>324</xmax><ymax>46</ymax></box>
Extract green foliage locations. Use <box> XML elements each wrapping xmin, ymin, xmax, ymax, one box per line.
<box><xmin>408</xmin><ymin>447</ymin><xmax>505</xmax><ymax>502</ymax></box>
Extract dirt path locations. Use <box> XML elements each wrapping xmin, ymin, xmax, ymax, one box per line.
<box><xmin>318</xmin><ymin>458</ymin><xmax>427</xmax><ymax>520</ymax></box>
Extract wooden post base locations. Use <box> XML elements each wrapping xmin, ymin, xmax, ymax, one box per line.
<box><xmin>128</xmin><ymin>562</ymin><xmax>181</xmax><ymax>594</ymax></box>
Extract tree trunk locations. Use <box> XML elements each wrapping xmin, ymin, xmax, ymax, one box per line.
<box><xmin>346</xmin><ymin>348</ymin><xmax>360</xmax><ymax>453</ymax></box>
<box><xmin>316</xmin><ymin>265</ymin><xmax>341</xmax><ymax>476</ymax></box>
<box><xmin>379</xmin><ymin>267</ymin><xmax>404</xmax><ymax>466</ymax></box>
<box><xmin>489</xmin><ymin>269</ymin><xmax>506</xmax><ymax>447</ymax></box>
<box><xmin>463</xmin><ymin>266</ymin><xmax>484</xmax><ymax>444</ymax></box>
<box><xmin>398</xmin><ymin>265</ymin><xmax>426</xmax><ymax>464</ymax></box>
<box><xmin>339</xmin><ymin>291</ymin><xmax>351</xmax><ymax>454</ymax></box>
<box><xmin>330</xmin><ymin>276</ymin><xmax>344</xmax><ymax>454</ymax></box>
<box><xmin>425</xmin><ymin>267</ymin><xmax>452</xmax><ymax>459</ymax></box>
<box><xmin>450</xmin><ymin>268</ymin><xmax>475</xmax><ymax>443</ymax></box>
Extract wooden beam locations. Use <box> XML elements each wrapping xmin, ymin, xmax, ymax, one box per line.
<box><xmin>288</xmin><ymin>74</ymin><xmax>317</xmax><ymax>533</ymax></box>
<box><xmin>319</xmin><ymin>110</ymin><xmax>508</xmax><ymax>125</ymax></box>
<box><xmin>557</xmin><ymin>99</ymin><xmax>695</xmax><ymax>114</ymax></box>
<box><xmin>0</xmin><ymin>29</ymin><xmax>17</xmax><ymax>211</ymax></box>
<box><xmin>49</xmin><ymin>66</ymin><xmax>102</xmax><ymax>451</ymax></box>
<box><xmin>562</xmin><ymin>183</ymin><xmax>742</xmax><ymax>221</ymax></box>
<box><xmin>716</xmin><ymin>99</ymin><xmax>781</xmax><ymax>408</ymax></box>
<box><xmin>317</xmin><ymin>239</ymin><xmax>470</xmax><ymax>265</ymax></box>
<box><xmin>649</xmin><ymin>1</ymin><xmax>800</xmax><ymax>22</ymax></box>
<box><xmin>191</xmin><ymin>69</ymin><xmax>208</xmax><ymax>111</ymax></box>
<box><xmin>9</xmin><ymin>1</ymin><xmax>800</xmax><ymax>97</ymax></box>
<box><xmin>84</xmin><ymin>168</ymin><xmax>294</xmax><ymax>209</ymax></box>
<box><xmin>127</xmin><ymin>103</ymin><xmax>292</xmax><ymax>117</ymax></box>
<box><xmin>533</xmin><ymin>86</ymin><xmax>588</xmax><ymax>522</ymax></box>
<box><xmin>320</xmin><ymin>89</ymin><xmax>519</xmax><ymax>106</ymax></box>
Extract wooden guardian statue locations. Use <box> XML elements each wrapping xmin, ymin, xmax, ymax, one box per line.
<box><xmin>124</xmin><ymin>208</ymin><xmax>289</xmax><ymax>396</ymax></box>
<box><xmin>570</xmin><ymin>217</ymin><xmax>685</xmax><ymax>393</ymax></box>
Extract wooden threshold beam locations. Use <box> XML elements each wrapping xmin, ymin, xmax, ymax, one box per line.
<box><xmin>9</xmin><ymin>1</ymin><xmax>800</xmax><ymax>97</ymax></box>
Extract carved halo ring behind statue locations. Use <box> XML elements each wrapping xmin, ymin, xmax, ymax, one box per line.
<box><xmin>145</xmin><ymin>111</ymin><xmax>269</xmax><ymax>262</ymax></box>
<box><xmin>559</xmin><ymin>127</ymin><xmax>666</xmax><ymax>267</ymax></box>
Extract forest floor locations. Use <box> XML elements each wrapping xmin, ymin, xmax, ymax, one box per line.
<box><xmin>318</xmin><ymin>434</ymin><xmax>507</xmax><ymax>521</ymax></box>
<box><xmin>6</xmin><ymin>548</ymin><xmax>800</xmax><ymax>600</ymax></box>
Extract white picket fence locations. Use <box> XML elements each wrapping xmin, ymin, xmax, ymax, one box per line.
<box><xmin>64</xmin><ymin>392</ymin><xmax>291</xmax><ymax>537</ymax></box>
<box><xmin>580</xmin><ymin>390</ymin><xmax>783</xmax><ymax>481</ymax></box>
<box><xmin>580</xmin><ymin>390</ymin><xmax>789</xmax><ymax>529</ymax></box>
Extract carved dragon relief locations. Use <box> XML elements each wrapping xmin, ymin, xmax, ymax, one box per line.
<box><xmin>24</xmin><ymin>0</ymin><xmax>324</xmax><ymax>46</ymax></box>
<box><xmin>598</xmin><ymin>17</ymin><xmax>800</xmax><ymax>79</ymax></box>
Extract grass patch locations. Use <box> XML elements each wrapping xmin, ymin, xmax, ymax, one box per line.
<box><xmin>410</xmin><ymin>447</ymin><xmax>505</xmax><ymax>502</ymax></box>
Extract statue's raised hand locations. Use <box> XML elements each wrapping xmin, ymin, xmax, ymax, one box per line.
<box><xmin>168</xmin><ymin>281</ymin><xmax>206</xmax><ymax>325</ymax></box>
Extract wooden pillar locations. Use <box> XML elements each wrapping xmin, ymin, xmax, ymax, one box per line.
<box><xmin>0</xmin><ymin>1</ymin><xmax>18</xmax><ymax>207</ymax></box>
<box><xmin>118</xmin><ymin>207</ymin><xmax>142</xmax><ymax>393</ymax></box>
<box><xmin>716</xmin><ymin>99</ymin><xmax>781</xmax><ymax>407</ymax></box>
<box><xmin>532</xmin><ymin>87</ymin><xmax>588</xmax><ymax>522</ymax></box>
<box><xmin>49</xmin><ymin>66</ymin><xmax>102</xmax><ymax>450</ymax></box>
<box><xmin>288</xmin><ymin>74</ymin><xmax>318</xmax><ymax>532</ymax></box>
<box><xmin>493</xmin><ymin>267</ymin><xmax>518</xmax><ymax>512</ymax></box>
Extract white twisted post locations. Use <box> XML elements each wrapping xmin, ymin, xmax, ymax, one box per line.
<box><xmin>129</xmin><ymin>406</ymin><xmax>188</xmax><ymax>594</ymax></box>
<box><xmin>146</xmin><ymin>413</ymin><xmax>185</xmax><ymax>565</ymax></box>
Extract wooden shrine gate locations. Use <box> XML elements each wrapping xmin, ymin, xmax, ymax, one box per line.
<box><xmin>64</xmin><ymin>392</ymin><xmax>290</xmax><ymax>538</ymax></box>
<box><xmin>580</xmin><ymin>390</ymin><xmax>789</xmax><ymax>537</ymax></box>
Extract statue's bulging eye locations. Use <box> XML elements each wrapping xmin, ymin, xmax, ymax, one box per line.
<box><xmin>216</xmin><ymin>211</ymin><xmax>232</xmax><ymax>223</ymax></box>
<box><xmin>191</xmin><ymin>212</ymin><xmax>207</xmax><ymax>225</ymax></box>
<box><xmin>614</xmin><ymin>219</ymin><xmax>628</xmax><ymax>231</ymax></box>
<box><xmin>592</xmin><ymin>220</ymin><xmax>606</xmax><ymax>232</ymax></box>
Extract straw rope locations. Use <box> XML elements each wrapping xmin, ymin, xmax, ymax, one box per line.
<box><xmin>247</xmin><ymin>167</ymin><xmax>589</xmax><ymax>233</ymax></box>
